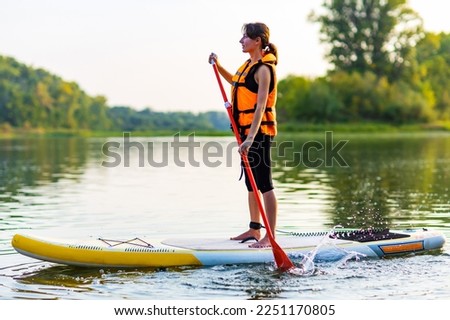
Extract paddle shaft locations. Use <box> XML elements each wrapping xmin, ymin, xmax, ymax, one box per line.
<box><xmin>211</xmin><ymin>62</ymin><xmax>294</xmax><ymax>270</ymax></box>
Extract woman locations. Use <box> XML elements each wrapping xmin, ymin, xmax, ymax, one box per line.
<box><xmin>209</xmin><ymin>22</ymin><xmax>278</xmax><ymax>248</ymax></box>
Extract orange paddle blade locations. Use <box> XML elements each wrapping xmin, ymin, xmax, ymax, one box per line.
<box><xmin>270</xmin><ymin>239</ymin><xmax>295</xmax><ymax>271</ymax></box>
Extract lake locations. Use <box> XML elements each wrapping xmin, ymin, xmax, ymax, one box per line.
<box><xmin>0</xmin><ymin>131</ymin><xmax>449</xmax><ymax>300</ymax></box>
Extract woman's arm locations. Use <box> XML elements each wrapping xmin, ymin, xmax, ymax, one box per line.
<box><xmin>216</xmin><ymin>63</ymin><xmax>233</xmax><ymax>85</ymax></box>
<box><xmin>209</xmin><ymin>53</ymin><xmax>233</xmax><ymax>85</ymax></box>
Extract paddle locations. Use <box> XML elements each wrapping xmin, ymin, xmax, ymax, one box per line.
<box><xmin>210</xmin><ymin>61</ymin><xmax>295</xmax><ymax>271</ymax></box>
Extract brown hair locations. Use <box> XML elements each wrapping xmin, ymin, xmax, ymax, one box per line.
<box><xmin>242</xmin><ymin>22</ymin><xmax>278</xmax><ymax>64</ymax></box>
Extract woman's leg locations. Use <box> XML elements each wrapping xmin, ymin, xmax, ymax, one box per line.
<box><xmin>230</xmin><ymin>191</ymin><xmax>262</xmax><ymax>241</ymax></box>
<box><xmin>249</xmin><ymin>189</ymin><xmax>277</xmax><ymax>248</ymax></box>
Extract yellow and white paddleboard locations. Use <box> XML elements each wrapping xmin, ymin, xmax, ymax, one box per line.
<box><xmin>12</xmin><ymin>228</ymin><xmax>446</xmax><ymax>268</ymax></box>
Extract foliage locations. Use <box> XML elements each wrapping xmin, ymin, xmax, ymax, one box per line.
<box><xmin>309</xmin><ymin>0</ymin><xmax>424</xmax><ymax>82</ymax></box>
<box><xmin>0</xmin><ymin>56</ymin><xmax>112</xmax><ymax>130</ymax></box>
<box><xmin>107</xmin><ymin>106</ymin><xmax>229</xmax><ymax>132</ymax></box>
<box><xmin>415</xmin><ymin>32</ymin><xmax>450</xmax><ymax>120</ymax></box>
<box><xmin>0</xmin><ymin>55</ymin><xmax>229</xmax><ymax>133</ymax></box>
<box><xmin>277</xmin><ymin>63</ymin><xmax>442</xmax><ymax>125</ymax></box>
<box><xmin>277</xmin><ymin>75</ymin><xmax>344</xmax><ymax>122</ymax></box>
<box><xmin>275</xmin><ymin>1</ymin><xmax>449</xmax><ymax>125</ymax></box>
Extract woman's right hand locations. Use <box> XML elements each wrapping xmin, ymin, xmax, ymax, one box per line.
<box><xmin>209</xmin><ymin>52</ymin><xmax>218</xmax><ymax>65</ymax></box>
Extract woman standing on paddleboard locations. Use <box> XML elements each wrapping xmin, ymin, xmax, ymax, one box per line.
<box><xmin>209</xmin><ymin>22</ymin><xmax>278</xmax><ymax>248</ymax></box>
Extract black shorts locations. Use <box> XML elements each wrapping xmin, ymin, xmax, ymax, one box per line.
<box><xmin>242</xmin><ymin>133</ymin><xmax>274</xmax><ymax>194</ymax></box>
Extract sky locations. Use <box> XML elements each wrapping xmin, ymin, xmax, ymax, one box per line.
<box><xmin>1</xmin><ymin>0</ymin><xmax>449</xmax><ymax>113</ymax></box>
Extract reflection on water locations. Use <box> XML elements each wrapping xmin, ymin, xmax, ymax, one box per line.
<box><xmin>0</xmin><ymin>132</ymin><xmax>449</xmax><ymax>299</ymax></box>
<box><xmin>2</xmin><ymin>133</ymin><xmax>449</xmax><ymax>231</ymax></box>
<box><xmin>0</xmin><ymin>138</ymin><xmax>88</xmax><ymax>202</ymax></box>
<box><xmin>0</xmin><ymin>138</ymin><xmax>91</xmax><ymax>248</ymax></box>
<box><xmin>7</xmin><ymin>252</ymin><xmax>449</xmax><ymax>300</ymax></box>
<box><xmin>272</xmin><ymin>132</ymin><xmax>450</xmax><ymax>229</ymax></box>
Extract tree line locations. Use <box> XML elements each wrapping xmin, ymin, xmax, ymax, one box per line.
<box><xmin>277</xmin><ymin>0</ymin><xmax>449</xmax><ymax>125</ymax></box>
<box><xmin>0</xmin><ymin>55</ymin><xmax>111</xmax><ymax>131</ymax></box>
<box><xmin>107</xmin><ymin>107</ymin><xmax>229</xmax><ymax>132</ymax></box>
<box><xmin>0</xmin><ymin>55</ymin><xmax>229</xmax><ymax>132</ymax></box>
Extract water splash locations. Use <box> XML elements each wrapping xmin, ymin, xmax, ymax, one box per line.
<box><xmin>285</xmin><ymin>226</ymin><xmax>367</xmax><ymax>276</ymax></box>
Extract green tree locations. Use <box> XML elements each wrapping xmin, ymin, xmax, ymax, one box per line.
<box><xmin>310</xmin><ymin>0</ymin><xmax>423</xmax><ymax>81</ymax></box>
<box><xmin>415</xmin><ymin>32</ymin><xmax>450</xmax><ymax>119</ymax></box>
<box><xmin>0</xmin><ymin>55</ymin><xmax>111</xmax><ymax>130</ymax></box>
<box><xmin>306</xmin><ymin>77</ymin><xmax>343</xmax><ymax>121</ymax></box>
<box><xmin>277</xmin><ymin>75</ymin><xmax>344</xmax><ymax>123</ymax></box>
<box><xmin>276</xmin><ymin>75</ymin><xmax>312</xmax><ymax>121</ymax></box>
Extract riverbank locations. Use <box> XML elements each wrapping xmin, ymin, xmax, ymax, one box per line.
<box><xmin>278</xmin><ymin>121</ymin><xmax>450</xmax><ymax>133</ymax></box>
<box><xmin>1</xmin><ymin>121</ymin><xmax>449</xmax><ymax>139</ymax></box>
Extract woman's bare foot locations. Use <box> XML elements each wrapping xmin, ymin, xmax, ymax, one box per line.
<box><xmin>249</xmin><ymin>236</ymin><xmax>271</xmax><ymax>248</ymax></box>
<box><xmin>230</xmin><ymin>229</ymin><xmax>261</xmax><ymax>241</ymax></box>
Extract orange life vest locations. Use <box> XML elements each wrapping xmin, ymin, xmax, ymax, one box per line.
<box><xmin>231</xmin><ymin>53</ymin><xmax>277</xmax><ymax>136</ymax></box>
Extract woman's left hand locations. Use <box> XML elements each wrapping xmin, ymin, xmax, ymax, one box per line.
<box><xmin>239</xmin><ymin>138</ymin><xmax>253</xmax><ymax>155</ymax></box>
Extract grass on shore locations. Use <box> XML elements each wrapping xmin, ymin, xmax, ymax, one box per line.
<box><xmin>1</xmin><ymin>121</ymin><xmax>449</xmax><ymax>139</ymax></box>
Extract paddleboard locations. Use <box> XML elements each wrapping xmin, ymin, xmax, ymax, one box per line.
<box><xmin>11</xmin><ymin>228</ymin><xmax>446</xmax><ymax>268</ymax></box>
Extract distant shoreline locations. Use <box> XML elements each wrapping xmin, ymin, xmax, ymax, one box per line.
<box><xmin>1</xmin><ymin>121</ymin><xmax>449</xmax><ymax>139</ymax></box>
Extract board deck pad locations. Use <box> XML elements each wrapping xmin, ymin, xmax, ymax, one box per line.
<box><xmin>162</xmin><ymin>236</ymin><xmax>352</xmax><ymax>251</ymax></box>
<box><xmin>162</xmin><ymin>229</ymin><xmax>412</xmax><ymax>250</ymax></box>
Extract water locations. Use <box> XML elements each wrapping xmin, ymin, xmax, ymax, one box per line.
<box><xmin>1</xmin><ymin>132</ymin><xmax>449</xmax><ymax>299</ymax></box>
